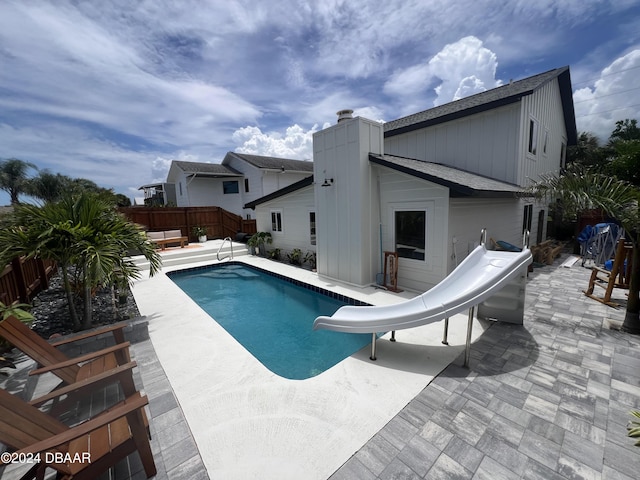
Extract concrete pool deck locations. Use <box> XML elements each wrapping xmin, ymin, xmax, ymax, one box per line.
<box><xmin>132</xmin><ymin>251</ymin><xmax>487</xmax><ymax>480</ymax></box>
<box><xmin>3</xmin><ymin>241</ymin><xmax>640</xmax><ymax>479</ymax></box>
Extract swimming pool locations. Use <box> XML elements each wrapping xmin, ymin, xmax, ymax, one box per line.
<box><xmin>168</xmin><ymin>263</ymin><xmax>372</xmax><ymax>380</ymax></box>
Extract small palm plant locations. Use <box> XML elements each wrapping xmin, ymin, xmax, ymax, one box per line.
<box><xmin>629</xmin><ymin>411</ymin><xmax>640</xmax><ymax>446</ymax></box>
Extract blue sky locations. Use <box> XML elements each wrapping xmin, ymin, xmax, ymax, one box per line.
<box><xmin>1</xmin><ymin>0</ymin><xmax>639</xmax><ymax>205</ymax></box>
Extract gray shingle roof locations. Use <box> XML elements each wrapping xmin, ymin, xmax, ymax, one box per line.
<box><xmin>173</xmin><ymin>161</ymin><xmax>241</xmax><ymax>176</ymax></box>
<box><xmin>369</xmin><ymin>154</ymin><xmax>523</xmax><ymax>198</ymax></box>
<box><xmin>384</xmin><ymin>66</ymin><xmax>577</xmax><ymax>145</ymax></box>
<box><xmin>224</xmin><ymin>152</ymin><xmax>313</xmax><ymax>172</ymax></box>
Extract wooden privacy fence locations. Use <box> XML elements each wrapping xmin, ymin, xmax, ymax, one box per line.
<box><xmin>0</xmin><ymin>257</ymin><xmax>57</xmax><ymax>306</ymax></box>
<box><xmin>119</xmin><ymin>206</ymin><xmax>257</xmax><ymax>241</ymax></box>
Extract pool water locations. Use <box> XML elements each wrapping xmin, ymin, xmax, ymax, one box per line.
<box><xmin>168</xmin><ymin>263</ymin><xmax>372</xmax><ymax>380</ymax></box>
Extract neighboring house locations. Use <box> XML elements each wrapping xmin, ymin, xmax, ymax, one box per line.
<box><xmin>246</xmin><ymin>66</ymin><xmax>577</xmax><ymax>292</ymax></box>
<box><xmin>141</xmin><ymin>152</ymin><xmax>313</xmax><ymax>218</ymax></box>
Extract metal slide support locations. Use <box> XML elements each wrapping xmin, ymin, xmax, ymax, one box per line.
<box><xmin>463</xmin><ymin>307</ymin><xmax>475</xmax><ymax>368</ymax></box>
<box><xmin>370</xmin><ymin>333</ymin><xmax>377</xmax><ymax>361</ymax></box>
<box><xmin>442</xmin><ymin>317</ymin><xmax>449</xmax><ymax>345</ymax></box>
<box><xmin>390</xmin><ymin>331</ymin><xmax>396</xmax><ymax>342</ymax></box>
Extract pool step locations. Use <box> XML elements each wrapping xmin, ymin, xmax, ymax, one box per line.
<box><xmin>131</xmin><ymin>241</ymin><xmax>249</xmax><ymax>271</ymax></box>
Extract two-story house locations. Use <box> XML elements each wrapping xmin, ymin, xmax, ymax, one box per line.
<box><xmin>245</xmin><ymin>66</ymin><xmax>577</xmax><ymax>292</ymax></box>
<box><xmin>140</xmin><ymin>152</ymin><xmax>313</xmax><ymax>218</ymax></box>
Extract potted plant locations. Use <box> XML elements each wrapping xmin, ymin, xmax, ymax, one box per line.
<box><xmin>268</xmin><ymin>248</ymin><xmax>281</xmax><ymax>261</ymax></box>
<box><xmin>287</xmin><ymin>248</ymin><xmax>303</xmax><ymax>266</ymax></box>
<box><xmin>192</xmin><ymin>226</ymin><xmax>207</xmax><ymax>242</ymax></box>
<box><xmin>247</xmin><ymin>232</ymin><xmax>272</xmax><ymax>256</ymax></box>
<box><xmin>304</xmin><ymin>251</ymin><xmax>317</xmax><ymax>271</ymax></box>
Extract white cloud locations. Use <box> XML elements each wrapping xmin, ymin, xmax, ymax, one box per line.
<box><xmin>232</xmin><ymin>125</ymin><xmax>319</xmax><ymax>160</ymax></box>
<box><xmin>573</xmin><ymin>48</ymin><xmax>640</xmax><ymax>142</ymax></box>
<box><xmin>384</xmin><ymin>36</ymin><xmax>501</xmax><ymax>112</ymax></box>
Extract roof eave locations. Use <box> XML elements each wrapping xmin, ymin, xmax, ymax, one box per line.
<box><xmin>384</xmin><ymin>94</ymin><xmax>525</xmax><ymax>139</ymax></box>
<box><xmin>369</xmin><ymin>155</ymin><xmax>520</xmax><ymax>198</ymax></box>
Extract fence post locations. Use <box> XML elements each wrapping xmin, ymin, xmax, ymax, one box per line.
<box><xmin>11</xmin><ymin>257</ymin><xmax>29</xmax><ymax>303</ymax></box>
<box><xmin>36</xmin><ymin>258</ymin><xmax>50</xmax><ymax>290</ymax></box>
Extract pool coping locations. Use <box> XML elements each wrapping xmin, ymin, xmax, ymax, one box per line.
<box><xmin>131</xmin><ymin>254</ymin><xmax>488</xmax><ymax>480</ymax></box>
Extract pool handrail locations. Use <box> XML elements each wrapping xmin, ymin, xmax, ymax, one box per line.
<box><xmin>216</xmin><ymin>237</ymin><xmax>233</xmax><ymax>261</ymax></box>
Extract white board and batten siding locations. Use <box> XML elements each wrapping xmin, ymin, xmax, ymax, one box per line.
<box><xmin>517</xmin><ymin>77</ymin><xmax>568</xmax><ymax>187</ymax></box>
<box><xmin>384</xmin><ymin>103</ymin><xmax>521</xmax><ymax>185</ymax></box>
<box><xmin>312</xmin><ymin>117</ymin><xmax>384</xmax><ymax>286</ymax></box>
<box><xmin>254</xmin><ymin>185</ymin><xmax>316</xmax><ymax>254</ymax></box>
<box><xmin>376</xmin><ymin>165</ymin><xmax>449</xmax><ymax>292</ymax></box>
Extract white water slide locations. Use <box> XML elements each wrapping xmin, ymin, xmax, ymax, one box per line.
<box><xmin>314</xmin><ymin>240</ymin><xmax>533</xmax><ymax>364</ymax></box>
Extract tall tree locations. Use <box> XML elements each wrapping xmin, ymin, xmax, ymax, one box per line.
<box><xmin>529</xmin><ymin>164</ymin><xmax>640</xmax><ymax>333</ymax></box>
<box><xmin>27</xmin><ymin>171</ymin><xmax>73</xmax><ymax>204</ymax></box>
<box><xmin>609</xmin><ymin>119</ymin><xmax>640</xmax><ymax>144</ymax></box>
<box><xmin>567</xmin><ymin>132</ymin><xmax>609</xmax><ymax>168</ymax></box>
<box><xmin>0</xmin><ymin>158</ymin><xmax>36</xmax><ymax>204</ymax></box>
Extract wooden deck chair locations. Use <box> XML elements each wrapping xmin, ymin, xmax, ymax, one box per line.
<box><xmin>584</xmin><ymin>238</ymin><xmax>633</xmax><ymax>307</ymax></box>
<box><xmin>0</xmin><ymin>316</ymin><xmax>137</xmax><ymax>413</ymax></box>
<box><xmin>0</xmin><ymin>388</ymin><xmax>156</xmax><ymax>479</ymax></box>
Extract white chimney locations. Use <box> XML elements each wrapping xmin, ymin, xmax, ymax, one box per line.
<box><xmin>336</xmin><ymin>109</ymin><xmax>354</xmax><ymax>123</ymax></box>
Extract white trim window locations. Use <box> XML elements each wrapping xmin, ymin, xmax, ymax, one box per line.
<box><xmin>271</xmin><ymin>209</ymin><xmax>283</xmax><ymax>233</ymax></box>
<box><xmin>394</xmin><ymin>210</ymin><xmax>426</xmax><ymax>261</ymax></box>
<box><xmin>542</xmin><ymin>129</ymin><xmax>549</xmax><ymax>156</ymax></box>
<box><xmin>528</xmin><ymin>117</ymin><xmax>538</xmax><ymax>156</ymax></box>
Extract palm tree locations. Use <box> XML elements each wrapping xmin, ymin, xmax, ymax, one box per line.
<box><xmin>0</xmin><ymin>192</ymin><xmax>162</xmax><ymax>330</ymax></box>
<box><xmin>0</xmin><ymin>158</ymin><xmax>36</xmax><ymax>204</ymax></box>
<box><xmin>528</xmin><ymin>164</ymin><xmax>640</xmax><ymax>333</ymax></box>
<box><xmin>26</xmin><ymin>171</ymin><xmax>72</xmax><ymax>204</ymax></box>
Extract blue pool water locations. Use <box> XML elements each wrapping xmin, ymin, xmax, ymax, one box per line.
<box><xmin>168</xmin><ymin>263</ymin><xmax>372</xmax><ymax>380</ymax></box>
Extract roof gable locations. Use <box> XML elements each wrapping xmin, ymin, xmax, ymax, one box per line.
<box><xmin>384</xmin><ymin>66</ymin><xmax>577</xmax><ymax>145</ymax></box>
<box><xmin>244</xmin><ymin>175</ymin><xmax>314</xmax><ymax>209</ymax></box>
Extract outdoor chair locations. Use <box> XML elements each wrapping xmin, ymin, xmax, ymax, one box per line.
<box><xmin>0</xmin><ymin>316</ymin><xmax>137</xmax><ymax>414</ymax></box>
<box><xmin>584</xmin><ymin>238</ymin><xmax>633</xmax><ymax>307</ymax></box>
<box><xmin>0</xmin><ymin>387</ymin><xmax>156</xmax><ymax>479</ymax></box>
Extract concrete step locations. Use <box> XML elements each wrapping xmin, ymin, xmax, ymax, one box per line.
<box><xmin>132</xmin><ymin>241</ymin><xmax>248</xmax><ymax>271</ymax></box>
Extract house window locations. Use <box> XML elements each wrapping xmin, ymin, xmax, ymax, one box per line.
<box><xmin>309</xmin><ymin>211</ymin><xmax>316</xmax><ymax>245</ymax></box>
<box><xmin>542</xmin><ymin>130</ymin><xmax>549</xmax><ymax>155</ymax></box>
<box><xmin>395</xmin><ymin>210</ymin><xmax>426</xmax><ymax>261</ymax></box>
<box><xmin>223</xmin><ymin>181</ymin><xmax>239</xmax><ymax>194</ymax></box>
<box><xmin>179</xmin><ymin>182</ymin><xmax>183</xmax><ymax>196</ymax></box>
<box><xmin>523</xmin><ymin>204</ymin><xmax>533</xmax><ymax>235</ymax></box>
<box><xmin>528</xmin><ymin>118</ymin><xmax>538</xmax><ymax>156</ymax></box>
<box><xmin>271</xmin><ymin>210</ymin><xmax>283</xmax><ymax>232</ymax></box>
<box><xmin>244</xmin><ymin>179</ymin><xmax>250</xmax><ymax>193</ymax></box>
<box><xmin>560</xmin><ymin>142</ymin><xmax>566</xmax><ymax>168</ymax></box>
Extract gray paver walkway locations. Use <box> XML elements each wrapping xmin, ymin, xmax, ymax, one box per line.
<box><xmin>2</xmin><ymin>253</ymin><xmax>639</xmax><ymax>479</ymax></box>
<box><xmin>330</xmin><ymin>255</ymin><xmax>640</xmax><ymax>479</ymax></box>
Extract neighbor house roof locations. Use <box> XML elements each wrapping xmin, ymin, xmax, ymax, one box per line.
<box><xmin>173</xmin><ymin>161</ymin><xmax>241</xmax><ymax>177</ymax></box>
<box><xmin>384</xmin><ymin>66</ymin><xmax>577</xmax><ymax>145</ymax></box>
<box><xmin>223</xmin><ymin>152</ymin><xmax>313</xmax><ymax>172</ymax></box>
<box><xmin>369</xmin><ymin>154</ymin><xmax>523</xmax><ymax>198</ymax></box>
<box><xmin>244</xmin><ymin>175</ymin><xmax>314</xmax><ymax>209</ymax></box>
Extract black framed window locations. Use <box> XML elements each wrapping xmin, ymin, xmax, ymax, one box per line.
<box><xmin>395</xmin><ymin>210</ymin><xmax>426</xmax><ymax>261</ymax></box>
<box><xmin>223</xmin><ymin>181</ymin><xmax>239</xmax><ymax>194</ymax></box>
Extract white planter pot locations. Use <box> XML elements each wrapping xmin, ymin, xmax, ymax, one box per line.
<box><xmin>198</xmin><ymin>235</ymin><xmax>207</xmax><ymax>243</ymax></box>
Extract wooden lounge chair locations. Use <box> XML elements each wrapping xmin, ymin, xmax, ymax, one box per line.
<box><xmin>584</xmin><ymin>238</ymin><xmax>633</xmax><ymax>307</ymax></box>
<box><xmin>0</xmin><ymin>388</ymin><xmax>156</xmax><ymax>479</ymax></box>
<box><xmin>0</xmin><ymin>316</ymin><xmax>137</xmax><ymax>412</ymax></box>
